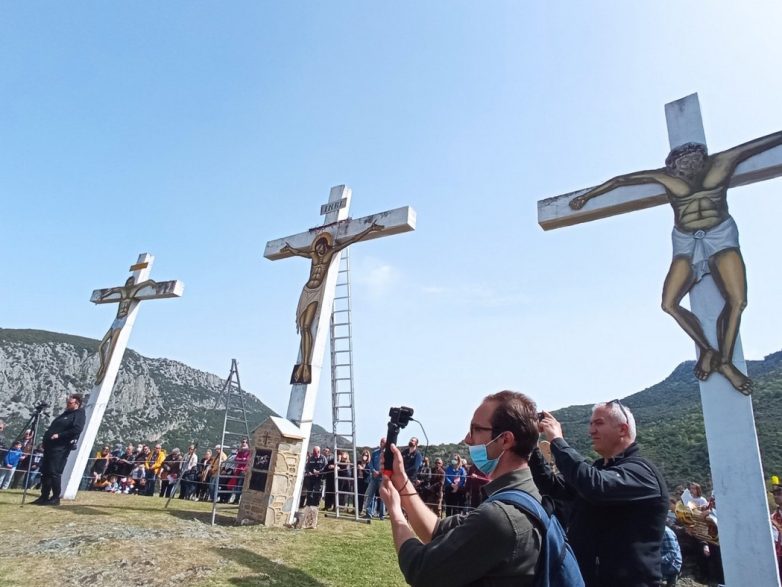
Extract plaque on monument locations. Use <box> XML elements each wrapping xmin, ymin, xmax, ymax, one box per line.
<box><xmin>253</xmin><ymin>448</ymin><xmax>272</xmax><ymax>471</ymax></box>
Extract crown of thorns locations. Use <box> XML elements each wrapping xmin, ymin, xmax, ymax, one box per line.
<box><xmin>666</xmin><ymin>142</ymin><xmax>708</xmax><ymax>169</ymax></box>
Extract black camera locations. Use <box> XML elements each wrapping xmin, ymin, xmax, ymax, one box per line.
<box><xmin>34</xmin><ymin>401</ymin><xmax>50</xmax><ymax>413</ymax></box>
<box><xmin>384</xmin><ymin>406</ymin><xmax>414</xmax><ymax>476</ymax></box>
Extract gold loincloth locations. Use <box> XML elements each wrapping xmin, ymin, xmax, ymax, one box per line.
<box><xmin>296</xmin><ymin>281</ymin><xmax>325</xmax><ymax>332</ymax></box>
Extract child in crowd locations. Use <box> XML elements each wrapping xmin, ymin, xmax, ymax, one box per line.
<box><xmin>93</xmin><ymin>475</ymin><xmax>112</xmax><ymax>490</ymax></box>
<box><xmin>130</xmin><ymin>463</ymin><xmax>146</xmax><ymax>491</ymax></box>
<box><xmin>0</xmin><ymin>441</ymin><xmax>23</xmax><ymax>490</ymax></box>
<box><xmin>103</xmin><ymin>475</ymin><xmax>120</xmax><ymax>493</ymax></box>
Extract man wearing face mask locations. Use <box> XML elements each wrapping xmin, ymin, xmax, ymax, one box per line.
<box><xmin>379</xmin><ymin>391</ymin><xmax>545</xmax><ymax>586</ymax></box>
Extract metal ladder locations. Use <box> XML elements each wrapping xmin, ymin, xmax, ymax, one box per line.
<box><xmin>329</xmin><ymin>249</ymin><xmax>361</xmax><ymax>521</ymax></box>
<box><xmin>211</xmin><ymin>358</ymin><xmax>251</xmax><ymax>525</ymax></box>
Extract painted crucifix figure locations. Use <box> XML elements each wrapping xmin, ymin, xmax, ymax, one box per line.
<box><xmin>281</xmin><ymin>221</ymin><xmax>384</xmax><ymax>384</ymax></box>
<box><xmin>537</xmin><ymin>93</ymin><xmax>782</xmax><ymax>586</ymax></box>
<box><xmin>94</xmin><ymin>276</ymin><xmax>180</xmax><ymax>384</ymax></box>
<box><xmin>569</xmin><ymin>131</ymin><xmax>782</xmax><ymax>393</ymax></box>
<box><xmin>264</xmin><ymin>184</ymin><xmax>415</xmax><ymax>523</ymax></box>
<box><xmin>61</xmin><ymin>253</ymin><xmax>183</xmax><ymax>500</ymax></box>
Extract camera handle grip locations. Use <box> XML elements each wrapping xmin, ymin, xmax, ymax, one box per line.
<box><xmin>383</xmin><ymin>423</ymin><xmax>400</xmax><ymax>476</ymax></box>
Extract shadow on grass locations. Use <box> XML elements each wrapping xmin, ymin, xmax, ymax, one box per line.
<box><xmin>165</xmin><ymin>506</ymin><xmax>238</xmax><ymax>525</ymax></box>
<box><xmin>216</xmin><ymin>547</ymin><xmax>327</xmax><ymax>587</ymax></box>
<box><xmin>63</xmin><ymin>503</ymin><xmax>161</xmax><ymax>514</ymax></box>
<box><xmin>57</xmin><ymin>504</ymin><xmax>113</xmax><ymax>516</ymax></box>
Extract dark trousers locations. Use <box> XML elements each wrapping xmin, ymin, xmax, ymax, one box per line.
<box><xmin>159</xmin><ymin>479</ymin><xmax>176</xmax><ymax>498</ymax></box>
<box><xmin>301</xmin><ymin>476</ymin><xmax>322</xmax><ymax>508</ymax></box>
<box><xmin>443</xmin><ymin>486</ymin><xmax>464</xmax><ymax>517</ymax></box>
<box><xmin>324</xmin><ymin>475</ymin><xmax>335</xmax><ymax>510</ymax></box>
<box><xmin>144</xmin><ymin>470</ymin><xmax>157</xmax><ymax>496</ymax></box>
<box><xmin>179</xmin><ymin>478</ymin><xmax>192</xmax><ymax>499</ymax></box>
<box><xmin>357</xmin><ymin>478</ymin><xmax>368</xmax><ymax>513</ymax></box>
<box><xmin>40</xmin><ymin>446</ymin><xmax>69</xmax><ymax>500</ymax></box>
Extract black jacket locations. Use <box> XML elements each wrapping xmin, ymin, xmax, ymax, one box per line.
<box><xmin>530</xmin><ymin>440</ymin><xmax>668</xmax><ymax>587</ymax></box>
<box><xmin>43</xmin><ymin>407</ymin><xmax>85</xmax><ymax>450</ymax></box>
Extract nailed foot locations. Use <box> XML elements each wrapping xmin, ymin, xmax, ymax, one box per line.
<box><xmin>694</xmin><ymin>349</ymin><xmax>718</xmax><ymax>381</ymax></box>
<box><xmin>290</xmin><ymin>363</ymin><xmax>313</xmax><ymax>385</ymax></box>
<box><xmin>717</xmin><ymin>361</ymin><xmax>753</xmax><ymax>395</ymax></box>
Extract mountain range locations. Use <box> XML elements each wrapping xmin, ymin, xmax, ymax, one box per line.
<box><xmin>0</xmin><ymin>328</ymin><xmax>337</xmax><ymax>452</ymax></box>
<box><xmin>408</xmin><ymin>353</ymin><xmax>782</xmax><ymax>490</ymax></box>
<box><xmin>1</xmin><ymin>327</ymin><xmax>781</xmax><ymax>489</ymax></box>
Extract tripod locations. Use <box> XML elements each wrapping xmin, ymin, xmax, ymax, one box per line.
<box><xmin>19</xmin><ymin>402</ymin><xmax>48</xmax><ymax>506</ymax></box>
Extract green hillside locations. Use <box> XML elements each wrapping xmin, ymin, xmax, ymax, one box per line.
<box><xmin>422</xmin><ymin>351</ymin><xmax>782</xmax><ymax>491</ymax></box>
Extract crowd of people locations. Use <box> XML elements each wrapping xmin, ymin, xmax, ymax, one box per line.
<box><xmin>296</xmin><ymin>436</ymin><xmax>491</xmax><ymax>522</ymax></box>
<box><xmin>0</xmin><ymin>404</ymin><xmax>252</xmax><ymax>504</ymax></box>
<box><xmin>83</xmin><ymin>438</ymin><xmax>251</xmax><ymax>502</ymax></box>
<box><xmin>372</xmin><ymin>392</ymin><xmax>741</xmax><ymax>587</ymax></box>
<box><xmin>1</xmin><ymin>393</ymin><xmax>781</xmax><ymax>586</ymax></box>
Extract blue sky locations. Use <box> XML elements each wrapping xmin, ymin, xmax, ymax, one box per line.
<box><xmin>2</xmin><ymin>2</ymin><xmax>782</xmax><ymax>446</ymax></box>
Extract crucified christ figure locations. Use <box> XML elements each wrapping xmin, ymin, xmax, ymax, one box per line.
<box><xmin>570</xmin><ymin>130</ymin><xmax>782</xmax><ymax>394</ymax></box>
<box><xmin>95</xmin><ymin>277</ymin><xmax>163</xmax><ymax>384</ymax></box>
<box><xmin>281</xmin><ymin>221</ymin><xmax>384</xmax><ymax>385</ymax></box>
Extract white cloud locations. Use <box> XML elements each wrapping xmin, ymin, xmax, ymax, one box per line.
<box><xmin>352</xmin><ymin>256</ymin><xmax>400</xmax><ymax>296</ymax></box>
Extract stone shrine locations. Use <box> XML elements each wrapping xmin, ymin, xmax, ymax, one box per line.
<box><xmin>237</xmin><ymin>416</ymin><xmax>305</xmax><ymax>527</ymax></box>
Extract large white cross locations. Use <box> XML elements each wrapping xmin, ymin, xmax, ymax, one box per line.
<box><xmin>61</xmin><ymin>253</ymin><xmax>184</xmax><ymax>499</ymax></box>
<box><xmin>264</xmin><ymin>185</ymin><xmax>415</xmax><ymax>517</ymax></box>
<box><xmin>538</xmin><ymin>94</ymin><xmax>782</xmax><ymax>586</ymax></box>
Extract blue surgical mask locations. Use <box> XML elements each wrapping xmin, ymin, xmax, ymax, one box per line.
<box><xmin>468</xmin><ymin>434</ymin><xmax>504</xmax><ymax>475</ymax></box>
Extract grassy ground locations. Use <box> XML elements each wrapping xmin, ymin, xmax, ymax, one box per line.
<box><xmin>0</xmin><ymin>489</ymin><xmax>407</xmax><ymax>587</ymax></box>
<box><xmin>0</xmin><ymin>489</ymin><xmax>716</xmax><ymax>587</ymax></box>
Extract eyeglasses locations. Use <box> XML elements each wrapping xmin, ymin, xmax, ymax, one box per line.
<box><xmin>607</xmin><ymin>399</ymin><xmax>629</xmax><ymax>424</ymax></box>
<box><xmin>468</xmin><ymin>424</ymin><xmax>495</xmax><ymax>437</ymax></box>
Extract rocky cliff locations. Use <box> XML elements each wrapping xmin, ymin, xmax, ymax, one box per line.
<box><xmin>0</xmin><ymin>328</ymin><xmax>336</xmax><ymax>451</ymax></box>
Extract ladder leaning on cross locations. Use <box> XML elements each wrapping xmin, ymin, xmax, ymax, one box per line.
<box><xmin>537</xmin><ymin>93</ymin><xmax>782</xmax><ymax>587</ymax></box>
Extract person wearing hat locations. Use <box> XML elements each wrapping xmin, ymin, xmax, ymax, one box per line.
<box><xmin>770</xmin><ymin>476</ymin><xmax>782</xmax><ymax>576</ymax></box>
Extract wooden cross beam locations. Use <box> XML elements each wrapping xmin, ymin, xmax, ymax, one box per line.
<box><xmin>538</xmin><ymin>106</ymin><xmax>782</xmax><ymax>231</ymax></box>
<box><xmin>536</xmin><ymin>94</ymin><xmax>781</xmax><ymax>586</ymax></box>
<box><xmin>61</xmin><ymin>253</ymin><xmax>183</xmax><ymax>500</ymax></box>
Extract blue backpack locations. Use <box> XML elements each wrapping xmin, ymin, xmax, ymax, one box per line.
<box><xmin>487</xmin><ymin>489</ymin><xmax>584</xmax><ymax>587</ymax></box>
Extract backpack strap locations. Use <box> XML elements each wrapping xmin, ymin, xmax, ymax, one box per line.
<box><xmin>487</xmin><ymin>489</ymin><xmax>566</xmax><ymax>571</ymax></box>
<box><xmin>487</xmin><ymin>489</ymin><xmax>548</xmax><ymax>528</ymax></box>
<box><xmin>488</xmin><ymin>489</ymin><xmax>585</xmax><ymax>587</ymax></box>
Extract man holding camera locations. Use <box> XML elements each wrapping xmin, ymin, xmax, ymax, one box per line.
<box><xmin>533</xmin><ymin>402</ymin><xmax>668</xmax><ymax>586</ymax></box>
<box><xmin>380</xmin><ymin>391</ymin><xmax>543</xmax><ymax>586</ymax></box>
<box><xmin>31</xmin><ymin>394</ymin><xmax>85</xmax><ymax>505</ymax></box>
